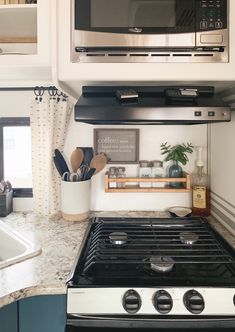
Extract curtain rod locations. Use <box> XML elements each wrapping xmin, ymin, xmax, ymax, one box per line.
<box><xmin>0</xmin><ymin>86</ymin><xmax>67</xmax><ymax>100</ymax></box>
<box><xmin>0</xmin><ymin>86</ymin><xmax>55</xmax><ymax>92</ymax></box>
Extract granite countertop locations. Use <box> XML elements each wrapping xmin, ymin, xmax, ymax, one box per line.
<box><xmin>0</xmin><ymin>212</ymin><xmax>88</xmax><ymax>309</ymax></box>
<box><xmin>0</xmin><ymin>211</ymin><xmax>234</xmax><ymax>309</ymax></box>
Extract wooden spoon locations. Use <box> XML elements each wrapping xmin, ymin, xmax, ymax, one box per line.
<box><xmin>90</xmin><ymin>153</ymin><xmax>107</xmax><ymax>175</ymax></box>
<box><xmin>70</xmin><ymin>148</ymin><xmax>84</xmax><ymax>172</ymax></box>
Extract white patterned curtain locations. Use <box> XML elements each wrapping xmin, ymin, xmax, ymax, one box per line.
<box><xmin>30</xmin><ymin>88</ymin><xmax>72</xmax><ymax>216</ymax></box>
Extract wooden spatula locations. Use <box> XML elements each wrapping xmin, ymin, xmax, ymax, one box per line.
<box><xmin>70</xmin><ymin>148</ymin><xmax>84</xmax><ymax>172</ymax></box>
<box><xmin>90</xmin><ymin>153</ymin><xmax>107</xmax><ymax>175</ymax></box>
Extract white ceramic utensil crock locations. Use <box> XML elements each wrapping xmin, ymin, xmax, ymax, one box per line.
<box><xmin>61</xmin><ymin>179</ymin><xmax>91</xmax><ymax>221</ymax></box>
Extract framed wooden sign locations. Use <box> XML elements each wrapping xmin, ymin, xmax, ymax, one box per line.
<box><xmin>94</xmin><ymin>129</ymin><xmax>139</xmax><ymax>164</ymax></box>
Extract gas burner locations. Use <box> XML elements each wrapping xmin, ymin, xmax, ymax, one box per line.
<box><xmin>149</xmin><ymin>256</ymin><xmax>175</xmax><ymax>273</ymax></box>
<box><xmin>109</xmin><ymin>232</ymin><xmax>128</xmax><ymax>245</ymax></box>
<box><xmin>180</xmin><ymin>232</ymin><xmax>199</xmax><ymax>245</ymax></box>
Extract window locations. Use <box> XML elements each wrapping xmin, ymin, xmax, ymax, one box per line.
<box><xmin>0</xmin><ymin>118</ymin><xmax>33</xmax><ymax>198</ymax></box>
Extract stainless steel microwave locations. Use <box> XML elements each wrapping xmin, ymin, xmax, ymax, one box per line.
<box><xmin>71</xmin><ymin>0</ymin><xmax>229</xmax><ymax>63</ymax></box>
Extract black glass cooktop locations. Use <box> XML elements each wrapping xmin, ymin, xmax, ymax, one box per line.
<box><xmin>68</xmin><ymin>217</ymin><xmax>235</xmax><ymax>287</ymax></box>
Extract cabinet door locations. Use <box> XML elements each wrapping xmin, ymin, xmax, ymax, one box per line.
<box><xmin>19</xmin><ymin>295</ymin><xmax>66</xmax><ymax>332</ymax></box>
<box><xmin>0</xmin><ymin>0</ymin><xmax>51</xmax><ymax>83</ymax></box>
<box><xmin>0</xmin><ymin>302</ymin><xmax>18</xmax><ymax>332</ymax></box>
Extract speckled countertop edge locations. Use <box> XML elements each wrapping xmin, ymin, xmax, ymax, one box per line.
<box><xmin>0</xmin><ymin>211</ymin><xmax>234</xmax><ymax>309</ymax></box>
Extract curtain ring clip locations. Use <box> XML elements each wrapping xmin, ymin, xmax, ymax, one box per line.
<box><xmin>34</xmin><ymin>86</ymin><xmax>44</xmax><ymax>102</ymax></box>
<box><xmin>48</xmin><ymin>86</ymin><xmax>57</xmax><ymax>99</ymax></box>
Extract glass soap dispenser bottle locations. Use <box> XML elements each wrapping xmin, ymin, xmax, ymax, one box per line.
<box><xmin>192</xmin><ymin>147</ymin><xmax>210</xmax><ymax>216</ymax></box>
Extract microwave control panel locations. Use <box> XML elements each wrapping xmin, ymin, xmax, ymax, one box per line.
<box><xmin>196</xmin><ymin>0</ymin><xmax>227</xmax><ymax>31</ymax></box>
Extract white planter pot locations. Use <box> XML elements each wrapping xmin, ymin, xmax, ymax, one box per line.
<box><xmin>61</xmin><ymin>179</ymin><xmax>91</xmax><ymax>221</ymax></box>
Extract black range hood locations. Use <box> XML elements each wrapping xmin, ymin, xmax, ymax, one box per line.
<box><xmin>74</xmin><ymin>86</ymin><xmax>231</xmax><ymax>125</ymax></box>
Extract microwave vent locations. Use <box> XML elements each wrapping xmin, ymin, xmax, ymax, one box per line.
<box><xmin>74</xmin><ymin>48</ymin><xmax>226</xmax><ymax>63</ymax></box>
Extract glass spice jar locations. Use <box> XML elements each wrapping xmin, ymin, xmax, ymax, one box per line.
<box><xmin>139</xmin><ymin>160</ymin><xmax>152</xmax><ymax>188</ymax></box>
<box><xmin>151</xmin><ymin>160</ymin><xmax>165</xmax><ymax>188</ymax></box>
<box><xmin>108</xmin><ymin>167</ymin><xmax>117</xmax><ymax>188</ymax></box>
<box><xmin>116</xmin><ymin>167</ymin><xmax>126</xmax><ymax>188</ymax></box>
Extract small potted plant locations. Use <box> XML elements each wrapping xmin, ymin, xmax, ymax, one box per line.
<box><xmin>160</xmin><ymin>142</ymin><xmax>194</xmax><ymax>187</ymax></box>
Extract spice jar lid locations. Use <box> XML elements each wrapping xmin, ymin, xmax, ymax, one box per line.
<box><xmin>109</xmin><ymin>167</ymin><xmax>117</xmax><ymax>173</ymax></box>
<box><xmin>117</xmin><ymin>167</ymin><xmax>125</xmax><ymax>172</ymax></box>
<box><xmin>139</xmin><ymin>160</ymin><xmax>151</xmax><ymax>167</ymax></box>
<box><xmin>152</xmin><ymin>160</ymin><xmax>163</xmax><ymax>168</ymax></box>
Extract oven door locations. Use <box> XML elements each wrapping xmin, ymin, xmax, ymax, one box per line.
<box><xmin>73</xmin><ymin>0</ymin><xmax>196</xmax><ymax>48</ymax></box>
<box><xmin>65</xmin><ymin>316</ymin><xmax>235</xmax><ymax>332</ymax></box>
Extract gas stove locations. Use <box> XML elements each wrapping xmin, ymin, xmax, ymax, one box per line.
<box><xmin>66</xmin><ymin>217</ymin><xmax>235</xmax><ymax>331</ymax></box>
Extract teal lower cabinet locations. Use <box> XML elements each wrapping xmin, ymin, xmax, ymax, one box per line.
<box><xmin>0</xmin><ymin>301</ymin><xmax>18</xmax><ymax>332</ymax></box>
<box><xmin>19</xmin><ymin>295</ymin><xmax>66</xmax><ymax>332</ymax></box>
<box><xmin>0</xmin><ymin>295</ymin><xmax>66</xmax><ymax>332</ymax></box>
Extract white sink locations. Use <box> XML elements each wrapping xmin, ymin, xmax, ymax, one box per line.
<box><xmin>0</xmin><ymin>220</ymin><xmax>41</xmax><ymax>269</ymax></box>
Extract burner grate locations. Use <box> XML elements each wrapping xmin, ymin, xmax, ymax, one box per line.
<box><xmin>81</xmin><ymin>218</ymin><xmax>235</xmax><ymax>276</ymax></box>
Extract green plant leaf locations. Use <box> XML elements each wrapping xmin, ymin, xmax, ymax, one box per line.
<box><xmin>160</xmin><ymin>142</ymin><xmax>194</xmax><ymax>165</ymax></box>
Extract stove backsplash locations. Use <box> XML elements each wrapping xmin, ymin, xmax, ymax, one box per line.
<box><xmin>64</xmin><ymin>122</ymin><xmax>208</xmax><ymax>211</ymax></box>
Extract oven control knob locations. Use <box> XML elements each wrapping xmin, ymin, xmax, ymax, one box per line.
<box><xmin>184</xmin><ymin>290</ymin><xmax>205</xmax><ymax>314</ymax></box>
<box><xmin>122</xmin><ymin>289</ymin><xmax>141</xmax><ymax>314</ymax></box>
<box><xmin>153</xmin><ymin>290</ymin><xmax>173</xmax><ymax>314</ymax></box>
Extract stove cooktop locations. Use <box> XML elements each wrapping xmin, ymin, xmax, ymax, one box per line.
<box><xmin>68</xmin><ymin>217</ymin><xmax>235</xmax><ymax>288</ymax></box>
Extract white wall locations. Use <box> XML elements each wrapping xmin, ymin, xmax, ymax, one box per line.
<box><xmin>0</xmin><ymin>90</ymin><xmax>33</xmax><ymax>211</ymax></box>
<box><xmin>210</xmin><ymin>110</ymin><xmax>235</xmax><ymax>231</ymax></box>
<box><xmin>64</xmin><ymin>119</ymin><xmax>208</xmax><ymax>211</ymax></box>
<box><xmin>211</xmin><ymin>112</ymin><xmax>235</xmax><ymax>205</ymax></box>
<box><xmin>0</xmin><ymin>91</ymin><xmax>32</xmax><ymax>117</ymax></box>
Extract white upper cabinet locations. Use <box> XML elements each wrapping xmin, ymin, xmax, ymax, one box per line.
<box><xmin>56</xmin><ymin>0</ymin><xmax>235</xmax><ymax>83</ymax></box>
<box><xmin>0</xmin><ymin>0</ymin><xmax>51</xmax><ymax>85</ymax></box>
<box><xmin>0</xmin><ymin>0</ymin><xmax>234</xmax><ymax>87</ymax></box>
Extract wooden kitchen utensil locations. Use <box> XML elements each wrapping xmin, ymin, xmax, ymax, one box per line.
<box><xmin>70</xmin><ymin>148</ymin><xmax>84</xmax><ymax>172</ymax></box>
<box><xmin>90</xmin><ymin>153</ymin><xmax>107</xmax><ymax>175</ymax></box>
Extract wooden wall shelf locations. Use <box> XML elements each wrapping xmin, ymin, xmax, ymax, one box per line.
<box><xmin>104</xmin><ymin>174</ymin><xmax>191</xmax><ymax>193</ymax></box>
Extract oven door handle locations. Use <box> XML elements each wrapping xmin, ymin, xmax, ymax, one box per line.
<box><xmin>66</xmin><ymin>316</ymin><xmax>235</xmax><ymax>330</ymax></box>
